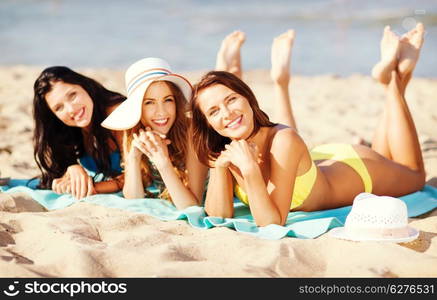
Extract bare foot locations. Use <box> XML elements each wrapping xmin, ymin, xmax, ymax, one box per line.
<box><xmin>398</xmin><ymin>23</ymin><xmax>425</xmax><ymax>79</ymax></box>
<box><xmin>270</xmin><ymin>29</ymin><xmax>295</xmax><ymax>85</ymax></box>
<box><xmin>371</xmin><ymin>26</ymin><xmax>400</xmax><ymax>85</ymax></box>
<box><xmin>215</xmin><ymin>30</ymin><xmax>246</xmax><ymax>78</ymax></box>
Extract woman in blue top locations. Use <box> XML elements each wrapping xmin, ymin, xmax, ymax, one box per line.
<box><xmin>33</xmin><ymin>66</ymin><xmax>125</xmax><ymax>199</ymax></box>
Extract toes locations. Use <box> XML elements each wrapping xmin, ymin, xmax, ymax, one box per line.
<box><xmin>388</xmin><ymin>29</ymin><xmax>399</xmax><ymax>40</ymax></box>
<box><xmin>405</xmin><ymin>29</ymin><xmax>417</xmax><ymax>39</ymax></box>
<box><xmin>400</xmin><ymin>35</ymin><xmax>409</xmax><ymax>42</ymax></box>
<box><xmin>403</xmin><ymin>22</ymin><xmax>425</xmax><ymax>40</ymax></box>
<box><xmin>287</xmin><ymin>30</ymin><xmax>295</xmax><ymax>41</ymax></box>
<box><xmin>225</xmin><ymin>30</ymin><xmax>245</xmax><ymax>44</ymax></box>
<box><xmin>225</xmin><ymin>31</ymin><xmax>238</xmax><ymax>41</ymax></box>
<box><xmin>238</xmin><ymin>31</ymin><xmax>246</xmax><ymax>43</ymax></box>
<box><xmin>274</xmin><ymin>30</ymin><xmax>295</xmax><ymax>43</ymax></box>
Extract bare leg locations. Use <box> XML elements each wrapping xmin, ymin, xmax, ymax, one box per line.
<box><xmin>371</xmin><ymin>105</ymin><xmax>392</xmax><ymax>159</ymax></box>
<box><xmin>215</xmin><ymin>30</ymin><xmax>246</xmax><ymax>78</ymax></box>
<box><xmin>326</xmin><ymin>71</ymin><xmax>425</xmax><ymax>206</ymax></box>
<box><xmin>355</xmin><ymin>70</ymin><xmax>425</xmax><ymax>198</ymax></box>
<box><xmin>354</xmin><ymin>27</ymin><xmax>400</xmax><ymax>151</ymax></box>
<box><xmin>371</xmin><ymin>73</ymin><xmax>424</xmax><ymax>172</ymax></box>
<box><xmin>384</xmin><ymin>70</ymin><xmax>424</xmax><ymax>172</ymax></box>
<box><xmin>398</xmin><ymin>22</ymin><xmax>425</xmax><ymax>94</ymax></box>
<box><xmin>371</xmin><ymin>26</ymin><xmax>400</xmax><ymax>85</ymax></box>
<box><xmin>370</xmin><ymin>26</ymin><xmax>399</xmax><ymax>157</ymax></box>
<box><xmin>371</xmin><ymin>24</ymin><xmax>425</xmax><ymax>161</ymax></box>
<box><xmin>270</xmin><ymin>29</ymin><xmax>296</xmax><ymax>130</ymax></box>
<box><xmin>318</xmin><ymin>29</ymin><xmax>425</xmax><ymax>207</ymax></box>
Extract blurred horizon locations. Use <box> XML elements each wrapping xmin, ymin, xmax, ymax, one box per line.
<box><xmin>1</xmin><ymin>0</ymin><xmax>436</xmax><ymax>77</ymax></box>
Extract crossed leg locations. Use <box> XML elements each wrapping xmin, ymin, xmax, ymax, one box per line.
<box><xmin>371</xmin><ymin>23</ymin><xmax>425</xmax><ymax>169</ymax></box>
<box><xmin>319</xmin><ymin>24</ymin><xmax>426</xmax><ymax>206</ymax></box>
<box><xmin>270</xmin><ymin>30</ymin><xmax>296</xmax><ymax>130</ymax></box>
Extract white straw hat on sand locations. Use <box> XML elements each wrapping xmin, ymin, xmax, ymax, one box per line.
<box><xmin>329</xmin><ymin>193</ymin><xmax>419</xmax><ymax>243</ymax></box>
<box><xmin>101</xmin><ymin>57</ymin><xmax>192</xmax><ymax>130</ymax></box>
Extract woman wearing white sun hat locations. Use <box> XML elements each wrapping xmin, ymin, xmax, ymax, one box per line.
<box><xmin>101</xmin><ymin>29</ymin><xmax>301</xmax><ymax>209</ymax></box>
<box><xmin>102</xmin><ymin>57</ymin><xmax>208</xmax><ymax>209</ymax></box>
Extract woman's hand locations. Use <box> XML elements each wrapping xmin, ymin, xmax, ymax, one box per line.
<box><xmin>127</xmin><ymin>136</ymin><xmax>144</xmax><ymax>162</ymax></box>
<box><xmin>214</xmin><ymin>149</ymin><xmax>232</xmax><ymax>168</ymax></box>
<box><xmin>224</xmin><ymin>140</ymin><xmax>260</xmax><ymax>174</ymax></box>
<box><xmin>132</xmin><ymin>127</ymin><xmax>172</xmax><ymax>170</ymax></box>
<box><xmin>52</xmin><ymin>164</ymin><xmax>95</xmax><ymax>199</ymax></box>
<box><xmin>52</xmin><ymin>175</ymin><xmax>71</xmax><ymax>194</ymax></box>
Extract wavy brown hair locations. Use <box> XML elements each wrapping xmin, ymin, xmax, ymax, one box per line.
<box><xmin>123</xmin><ymin>81</ymin><xmax>189</xmax><ymax>200</ymax></box>
<box><xmin>190</xmin><ymin>71</ymin><xmax>276</xmax><ymax>166</ymax></box>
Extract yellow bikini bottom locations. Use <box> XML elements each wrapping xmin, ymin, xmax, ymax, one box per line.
<box><xmin>234</xmin><ymin>143</ymin><xmax>373</xmax><ymax>209</ymax></box>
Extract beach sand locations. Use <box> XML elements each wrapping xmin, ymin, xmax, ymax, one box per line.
<box><xmin>0</xmin><ymin>66</ymin><xmax>436</xmax><ymax>277</ymax></box>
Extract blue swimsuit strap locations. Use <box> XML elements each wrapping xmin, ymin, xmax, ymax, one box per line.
<box><xmin>79</xmin><ymin>151</ymin><xmax>122</xmax><ymax>174</ymax></box>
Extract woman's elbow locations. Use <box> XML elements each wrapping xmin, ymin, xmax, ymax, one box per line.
<box><xmin>123</xmin><ymin>190</ymin><xmax>144</xmax><ymax>199</ymax></box>
<box><xmin>205</xmin><ymin>206</ymin><xmax>233</xmax><ymax>219</ymax></box>
<box><xmin>255</xmin><ymin>214</ymin><xmax>284</xmax><ymax>227</ymax></box>
<box><xmin>174</xmin><ymin>199</ymin><xmax>200</xmax><ymax>210</ymax></box>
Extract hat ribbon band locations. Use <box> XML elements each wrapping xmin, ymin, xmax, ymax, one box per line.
<box><xmin>127</xmin><ymin>71</ymin><xmax>169</xmax><ymax>95</ymax></box>
<box><xmin>345</xmin><ymin>226</ymin><xmax>411</xmax><ymax>239</ymax></box>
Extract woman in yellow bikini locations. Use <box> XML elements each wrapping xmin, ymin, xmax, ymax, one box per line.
<box><xmin>190</xmin><ymin>24</ymin><xmax>426</xmax><ymax>226</ymax></box>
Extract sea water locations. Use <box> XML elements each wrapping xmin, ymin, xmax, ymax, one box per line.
<box><xmin>0</xmin><ymin>0</ymin><xmax>436</xmax><ymax>76</ymax></box>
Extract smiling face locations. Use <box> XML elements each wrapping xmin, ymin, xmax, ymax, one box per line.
<box><xmin>140</xmin><ymin>81</ymin><xmax>177</xmax><ymax>135</ymax></box>
<box><xmin>45</xmin><ymin>81</ymin><xmax>94</xmax><ymax>129</ymax></box>
<box><xmin>198</xmin><ymin>83</ymin><xmax>254</xmax><ymax>140</ymax></box>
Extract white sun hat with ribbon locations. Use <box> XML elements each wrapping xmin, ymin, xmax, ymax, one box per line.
<box><xmin>329</xmin><ymin>193</ymin><xmax>419</xmax><ymax>243</ymax></box>
<box><xmin>101</xmin><ymin>57</ymin><xmax>192</xmax><ymax>130</ymax></box>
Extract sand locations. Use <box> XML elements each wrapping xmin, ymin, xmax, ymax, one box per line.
<box><xmin>0</xmin><ymin>66</ymin><xmax>436</xmax><ymax>277</ymax></box>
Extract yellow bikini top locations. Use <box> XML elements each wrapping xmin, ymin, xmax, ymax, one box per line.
<box><xmin>235</xmin><ymin>143</ymin><xmax>374</xmax><ymax>211</ymax></box>
<box><xmin>234</xmin><ymin>159</ymin><xmax>317</xmax><ymax>210</ymax></box>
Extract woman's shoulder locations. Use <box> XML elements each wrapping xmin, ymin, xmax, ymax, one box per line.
<box><xmin>270</xmin><ymin>124</ymin><xmax>301</xmax><ymax>141</ymax></box>
<box><xmin>269</xmin><ymin>124</ymin><xmax>305</xmax><ymax>151</ymax></box>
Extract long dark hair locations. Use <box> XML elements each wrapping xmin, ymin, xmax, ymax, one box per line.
<box><xmin>190</xmin><ymin>71</ymin><xmax>276</xmax><ymax>166</ymax></box>
<box><xmin>33</xmin><ymin>66</ymin><xmax>126</xmax><ymax>188</ymax></box>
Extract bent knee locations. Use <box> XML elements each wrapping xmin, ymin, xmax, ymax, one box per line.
<box><xmin>414</xmin><ymin>169</ymin><xmax>427</xmax><ymax>190</ymax></box>
<box><xmin>398</xmin><ymin>169</ymin><xmax>426</xmax><ymax>194</ymax></box>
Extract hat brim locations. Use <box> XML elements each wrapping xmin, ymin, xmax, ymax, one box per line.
<box><xmin>101</xmin><ymin>89</ymin><xmax>144</xmax><ymax>130</ymax></box>
<box><xmin>101</xmin><ymin>74</ymin><xmax>192</xmax><ymax>131</ymax></box>
<box><xmin>329</xmin><ymin>226</ymin><xmax>419</xmax><ymax>243</ymax></box>
<box><xmin>159</xmin><ymin>74</ymin><xmax>193</xmax><ymax>102</ymax></box>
